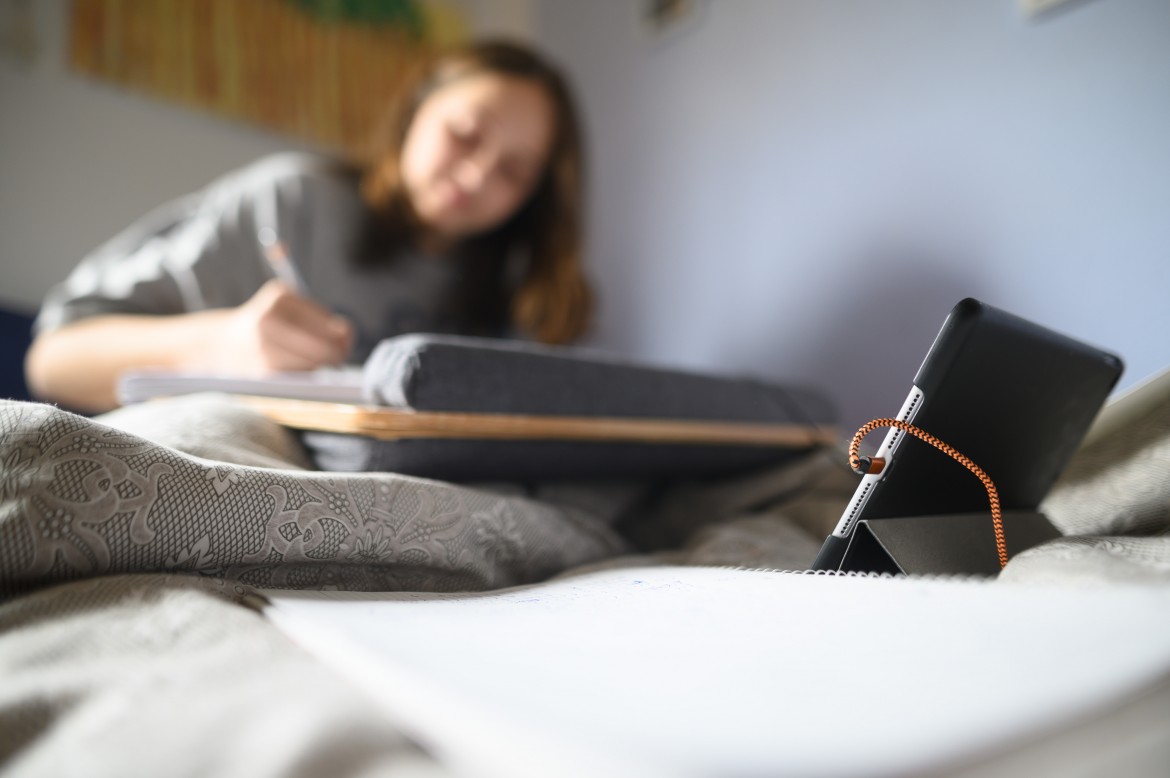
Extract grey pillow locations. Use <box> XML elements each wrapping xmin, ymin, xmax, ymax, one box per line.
<box><xmin>304</xmin><ymin>334</ymin><xmax>836</xmax><ymax>481</ymax></box>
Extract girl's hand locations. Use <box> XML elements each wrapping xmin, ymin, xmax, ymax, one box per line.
<box><xmin>207</xmin><ymin>280</ymin><xmax>354</xmax><ymax>374</ymax></box>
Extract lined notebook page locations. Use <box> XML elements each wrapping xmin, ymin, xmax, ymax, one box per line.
<box><xmin>262</xmin><ymin>567</ymin><xmax>1170</xmax><ymax>778</ymax></box>
<box><xmin>117</xmin><ymin>365</ymin><xmax>364</xmax><ymax>404</ymax></box>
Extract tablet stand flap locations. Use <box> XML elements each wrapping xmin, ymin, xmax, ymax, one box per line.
<box><xmin>839</xmin><ymin>512</ymin><xmax>1061</xmax><ymax>576</ymax></box>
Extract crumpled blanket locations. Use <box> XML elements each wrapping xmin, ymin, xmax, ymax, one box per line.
<box><xmin>0</xmin><ymin>393</ymin><xmax>842</xmax><ymax>778</ymax></box>
<box><xmin>0</xmin><ymin>395</ymin><xmax>634</xmax><ymax>599</ymax></box>
<box><xmin>4</xmin><ymin>387</ymin><xmax>1170</xmax><ymax>778</ymax></box>
<box><xmin>0</xmin><ymin>573</ymin><xmax>454</xmax><ymax>778</ymax></box>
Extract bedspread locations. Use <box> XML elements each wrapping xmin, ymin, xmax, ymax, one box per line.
<box><xmin>0</xmin><ymin>396</ymin><xmax>631</xmax><ymax>599</ymax></box>
<box><xmin>0</xmin><ymin>573</ymin><xmax>451</xmax><ymax>777</ymax></box>
<box><xmin>0</xmin><ymin>394</ymin><xmax>840</xmax><ymax>777</ymax></box>
<box><xmin>3</xmin><ymin>386</ymin><xmax>1170</xmax><ymax>777</ymax></box>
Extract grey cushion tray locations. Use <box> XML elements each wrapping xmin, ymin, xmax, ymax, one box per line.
<box><xmin>295</xmin><ymin>334</ymin><xmax>837</xmax><ymax>481</ymax></box>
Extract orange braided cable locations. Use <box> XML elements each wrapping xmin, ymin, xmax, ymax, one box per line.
<box><xmin>849</xmin><ymin>418</ymin><xmax>1008</xmax><ymax>570</ymax></box>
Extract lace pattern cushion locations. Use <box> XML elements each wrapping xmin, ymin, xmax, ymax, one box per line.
<box><xmin>0</xmin><ymin>398</ymin><xmax>626</xmax><ymax>599</ymax></box>
<box><xmin>1041</xmin><ymin>388</ymin><xmax>1170</xmax><ymax>538</ymax></box>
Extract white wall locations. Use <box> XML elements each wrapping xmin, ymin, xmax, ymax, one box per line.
<box><xmin>0</xmin><ymin>0</ymin><xmax>316</xmax><ymax>312</ymax></box>
<box><xmin>538</xmin><ymin>0</ymin><xmax>1170</xmax><ymax>428</ymax></box>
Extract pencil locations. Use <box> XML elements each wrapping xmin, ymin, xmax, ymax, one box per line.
<box><xmin>258</xmin><ymin>227</ymin><xmax>307</xmax><ymax>294</ymax></box>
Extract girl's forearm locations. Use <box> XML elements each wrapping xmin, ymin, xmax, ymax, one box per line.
<box><xmin>24</xmin><ymin>311</ymin><xmax>231</xmax><ymax>413</ymax></box>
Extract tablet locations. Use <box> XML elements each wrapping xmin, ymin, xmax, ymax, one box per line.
<box><xmin>811</xmin><ymin>298</ymin><xmax>1123</xmax><ymax>571</ymax></box>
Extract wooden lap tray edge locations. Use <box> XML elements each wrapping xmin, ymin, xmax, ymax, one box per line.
<box><xmin>230</xmin><ymin>395</ymin><xmax>839</xmax><ymax>448</ymax></box>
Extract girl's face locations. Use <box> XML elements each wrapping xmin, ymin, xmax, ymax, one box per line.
<box><xmin>400</xmin><ymin>72</ymin><xmax>555</xmax><ymax>245</ymax></box>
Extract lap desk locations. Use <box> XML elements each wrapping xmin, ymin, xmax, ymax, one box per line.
<box><xmin>121</xmin><ymin>334</ymin><xmax>839</xmax><ymax>481</ymax></box>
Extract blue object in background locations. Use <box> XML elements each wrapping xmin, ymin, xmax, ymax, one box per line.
<box><xmin>0</xmin><ymin>306</ymin><xmax>35</xmax><ymax>401</ymax></box>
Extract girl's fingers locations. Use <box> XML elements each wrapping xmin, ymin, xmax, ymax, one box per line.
<box><xmin>245</xmin><ymin>281</ymin><xmax>355</xmax><ymax>370</ymax></box>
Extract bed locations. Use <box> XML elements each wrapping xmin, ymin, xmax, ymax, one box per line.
<box><xmin>2</xmin><ymin>370</ymin><xmax>1169</xmax><ymax>777</ymax></box>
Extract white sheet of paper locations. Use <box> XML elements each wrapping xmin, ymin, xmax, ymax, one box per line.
<box><xmin>262</xmin><ymin>567</ymin><xmax>1170</xmax><ymax>778</ymax></box>
<box><xmin>117</xmin><ymin>365</ymin><xmax>364</xmax><ymax>404</ymax></box>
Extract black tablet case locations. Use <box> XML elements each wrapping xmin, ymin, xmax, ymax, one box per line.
<box><xmin>814</xmin><ymin>298</ymin><xmax>1123</xmax><ymax>573</ymax></box>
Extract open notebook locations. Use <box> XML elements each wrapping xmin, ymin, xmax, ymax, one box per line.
<box><xmin>258</xmin><ymin>567</ymin><xmax>1170</xmax><ymax>778</ymax></box>
<box><xmin>117</xmin><ymin>365</ymin><xmax>365</xmax><ymax>404</ymax></box>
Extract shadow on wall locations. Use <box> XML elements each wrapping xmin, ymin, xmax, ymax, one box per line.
<box><xmin>733</xmin><ymin>245</ymin><xmax>988</xmax><ymax>432</ymax></box>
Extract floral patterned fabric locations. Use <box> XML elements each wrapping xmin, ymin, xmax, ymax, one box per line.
<box><xmin>0</xmin><ymin>396</ymin><xmax>628</xmax><ymax>600</ymax></box>
<box><xmin>1041</xmin><ymin>378</ymin><xmax>1170</xmax><ymax>539</ymax></box>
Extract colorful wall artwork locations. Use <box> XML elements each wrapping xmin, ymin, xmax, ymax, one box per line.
<box><xmin>69</xmin><ymin>0</ymin><xmax>469</xmax><ymax>157</ymax></box>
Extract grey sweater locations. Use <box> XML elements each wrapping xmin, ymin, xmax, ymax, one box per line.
<box><xmin>36</xmin><ymin>153</ymin><xmax>468</xmax><ymax>362</ymax></box>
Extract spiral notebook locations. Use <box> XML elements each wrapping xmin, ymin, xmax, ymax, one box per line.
<box><xmin>258</xmin><ymin>566</ymin><xmax>1170</xmax><ymax>778</ymax></box>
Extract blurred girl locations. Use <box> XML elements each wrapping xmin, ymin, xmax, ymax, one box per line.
<box><xmin>26</xmin><ymin>39</ymin><xmax>592</xmax><ymax>412</ymax></box>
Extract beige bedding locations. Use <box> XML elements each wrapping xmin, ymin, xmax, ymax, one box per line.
<box><xmin>2</xmin><ymin>390</ymin><xmax>1169</xmax><ymax>776</ymax></box>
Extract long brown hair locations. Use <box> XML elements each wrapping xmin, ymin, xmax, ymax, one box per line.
<box><xmin>360</xmin><ymin>39</ymin><xmax>592</xmax><ymax>344</ymax></box>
